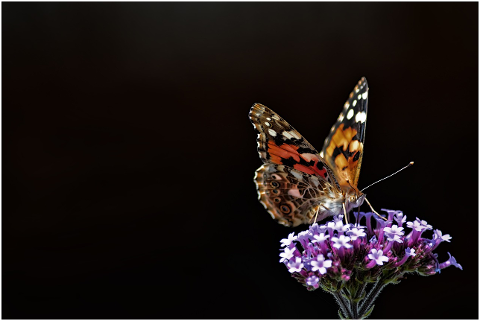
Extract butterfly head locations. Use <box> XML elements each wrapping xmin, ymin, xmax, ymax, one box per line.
<box><xmin>344</xmin><ymin>184</ymin><xmax>366</xmax><ymax>213</ymax></box>
<box><xmin>348</xmin><ymin>192</ymin><xmax>366</xmax><ymax>210</ymax></box>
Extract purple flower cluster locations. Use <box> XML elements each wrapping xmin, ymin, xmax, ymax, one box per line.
<box><xmin>279</xmin><ymin>209</ymin><xmax>462</xmax><ymax>292</ymax></box>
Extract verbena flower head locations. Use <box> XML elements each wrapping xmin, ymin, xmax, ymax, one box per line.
<box><xmin>279</xmin><ymin>209</ymin><xmax>462</xmax><ymax>293</ymax></box>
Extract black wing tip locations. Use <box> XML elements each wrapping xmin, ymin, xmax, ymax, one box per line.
<box><xmin>359</xmin><ymin>77</ymin><xmax>368</xmax><ymax>90</ymax></box>
<box><xmin>249</xmin><ymin>102</ymin><xmax>269</xmax><ymax>115</ymax></box>
<box><xmin>249</xmin><ymin>102</ymin><xmax>267</xmax><ymax>120</ymax></box>
<box><xmin>251</xmin><ymin>102</ymin><xmax>266</xmax><ymax>108</ymax></box>
<box><xmin>250</xmin><ymin>102</ymin><xmax>263</xmax><ymax>111</ymax></box>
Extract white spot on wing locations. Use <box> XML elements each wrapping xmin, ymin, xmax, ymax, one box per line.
<box><xmin>265</xmin><ymin>121</ymin><xmax>271</xmax><ymax>127</ymax></box>
<box><xmin>358</xmin><ymin>94</ymin><xmax>361</xmax><ymax>99</ymax></box>
<box><xmin>290</xmin><ymin>169</ymin><xmax>303</xmax><ymax>181</ymax></box>
<box><xmin>266</xmin><ymin>117</ymin><xmax>272</xmax><ymax>121</ymax></box>
<box><xmin>310</xmin><ymin>176</ymin><xmax>320</xmax><ymax>187</ymax></box>
<box><xmin>319</xmin><ymin>151</ymin><xmax>324</xmax><ymax>158</ymax></box>
<box><xmin>282</xmin><ymin>131</ymin><xmax>292</xmax><ymax>139</ymax></box>
<box><xmin>266</xmin><ymin>164</ymin><xmax>276</xmax><ymax>172</ymax></box>
<box><xmin>268</xmin><ymin>129</ymin><xmax>277</xmax><ymax>136</ymax></box>
<box><xmin>338</xmin><ymin>113</ymin><xmax>344</xmax><ymax>122</ymax></box>
<box><xmin>362</xmin><ymin>92</ymin><xmax>368</xmax><ymax>99</ymax></box>
<box><xmin>283</xmin><ymin>131</ymin><xmax>299</xmax><ymax>139</ymax></box>
<box><xmin>299</xmin><ymin>153</ymin><xmax>318</xmax><ymax>162</ymax></box>
<box><xmin>290</xmin><ymin>131</ymin><xmax>301</xmax><ymax>139</ymax></box>
<box><xmin>346</xmin><ymin>109</ymin><xmax>354</xmax><ymax>120</ymax></box>
<box><xmin>352</xmin><ymin>100</ymin><xmax>357</xmax><ymax>107</ymax></box>
<box><xmin>355</xmin><ymin>111</ymin><xmax>367</xmax><ymax>123</ymax></box>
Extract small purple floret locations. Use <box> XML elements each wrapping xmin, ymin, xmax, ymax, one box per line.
<box><xmin>280</xmin><ymin>232</ymin><xmax>297</xmax><ymax>247</ymax></box>
<box><xmin>347</xmin><ymin>226</ymin><xmax>366</xmax><ymax>241</ymax></box>
<box><xmin>434</xmin><ymin>229</ymin><xmax>452</xmax><ymax>242</ymax></box>
<box><xmin>312</xmin><ymin>232</ymin><xmax>329</xmax><ymax>244</ymax></box>
<box><xmin>406</xmin><ymin>220</ymin><xmax>423</xmax><ymax>231</ymax></box>
<box><xmin>439</xmin><ymin>252</ymin><xmax>463</xmax><ymax>271</ymax></box>
<box><xmin>279</xmin><ymin>246</ymin><xmax>296</xmax><ymax>263</ymax></box>
<box><xmin>306</xmin><ymin>275</ymin><xmax>320</xmax><ymax>286</ymax></box>
<box><xmin>384</xmin><ymin>224</ymin><xmax>404</xmax><ymax>241</ymax></box>
<box><xmin>310</xmin><ymin>254</ymin><xmax>332</xmax><ymax>274</ymax></box>
<box><xmin>287</xmin><ymin>257</ymin><xmax>304</xmax><ymax>273</ymax></box>
<box><xmin>368</xmin><ymin>248</ymin><xmax>389</xmax><ymax>266</ymax></box>
<box><xmin>405</xmin><ymin>247</ymin><xmax>416</xmax><ymax>257</ymax></box>
<box><xmin>331</xmin><ymin>235</ymin><xmax>353</xmax><ymax>249</ymax></box>
<box><xmin>416</xmin><ymin>217</ymin><xmax>433</xmax><ymax>230</ymax></box>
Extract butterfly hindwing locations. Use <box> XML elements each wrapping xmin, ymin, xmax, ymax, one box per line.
<box><xmin>320</xmin><ymin>78</ymin><xmax>368</xmax><ymax>187</ymax></box>
<box><xmin>254</xmin><ymin>163</ymin><xmax>340</xmax><ymax>227</ymax></box>
<box><xmin>249</xmin><ymin>103</ymin><xmax>339</xmax><ymax>187</ymax></box>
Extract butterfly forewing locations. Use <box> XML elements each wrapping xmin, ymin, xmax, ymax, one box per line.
<box><xmin>320</xmin><ymin>78</ymin><xmax>368</xmax><ymax>187</ymax></box>
<box><xmin>249</xmin><ymin>103</ymin><xmax>339</xmax><ymax>186</ymax></box>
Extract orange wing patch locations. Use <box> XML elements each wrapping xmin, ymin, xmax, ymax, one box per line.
<box><xmin>267</xmin><ymin>141</ymin><xmax>301</xmax><ymax>164</ymax></box>
<box><xmin>326</xmin><ymin>123</ymin><xmax>364</xmax><ymax>185</ymax></box>
<box><xmin>267</xmin><ymin>140</ymin><xmax>331</xmax><ymax>180</ymax></box>
<box><xmin>326</xmin><ymin>124</ymin><xmax>357</xmax><ymax>155</ymax></box>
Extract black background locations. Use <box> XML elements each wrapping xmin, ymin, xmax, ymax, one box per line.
<box><xmin>3</xmin><ymin>2</ymin><xmax>478</xmax><ymax>319</ymax></box>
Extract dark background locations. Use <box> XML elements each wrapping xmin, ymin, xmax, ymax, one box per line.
<box><xmin>3</xmin><ymin>2</ymin><xmax>478</xmax><ymax>319</ymax></box>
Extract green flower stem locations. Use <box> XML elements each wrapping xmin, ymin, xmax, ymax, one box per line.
<box><xmin>329</xmin><ymin>271</ymin><xmax>398</xmax><ymax>319</ymax></box>
<box><xmin>337</xmin><ymin>271</ymin><xmax>368</xmax><ymax>319</ymax></box>
<box><xmin>358</xmin><ymin>275</ymin><xmax>389</xmax><ymax>317</ymax></box>
<box><xmin>355</xmin><ymin>280</ymin><xmax>368</xmax><ymax>302</ymax></box>
<box><xmin>332</xmin><ymin>290</ymin><xmax>351</xmax><ymax>319</ymax></box>
<box><xmin>346</xmin><ymin>289</ymin><xmax>359</xmax><ymax>319</ymax></box>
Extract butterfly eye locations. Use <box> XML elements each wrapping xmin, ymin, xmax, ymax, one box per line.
<box><xmin>280</xmin><ymin>204</ymin><xmax>291</xmax><ymax>214</ymax></box>
<box><xmin>271</xmin><ymin>181</ymin><xmax>280</xmax><ymax>188</ymax></box>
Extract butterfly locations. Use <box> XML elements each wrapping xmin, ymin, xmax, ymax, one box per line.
<box><xmin>249</xmin><ymin>77</ymin><xmax>371</xmax><ymax>227</ymax></box>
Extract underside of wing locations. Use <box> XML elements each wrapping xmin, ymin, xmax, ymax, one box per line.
<box><xmin>249</xmin><ymin>103</ymin><xmax>339</xmax><ymax>188</ymax></box>
<box><xmin>254</xmin><ymin>163</ymin><xmax>343</xmax><ymax>227</ymax></box>
<box><xmin>320</xmin><ymin>78</ymin><xmax>368</xmax><ymax>187</ymax></box>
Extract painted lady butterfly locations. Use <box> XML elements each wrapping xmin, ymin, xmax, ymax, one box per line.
<box><xmin>250</xmin><ymin>78</ymin><xmax>371</xmax><ymax>227</ymax></box>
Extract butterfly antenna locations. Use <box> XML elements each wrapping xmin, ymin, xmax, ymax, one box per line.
<box><xmin>360</xmin><ymin>161</ymin><xmax>414</xmax><ymax>192</ymax></box>
<box><xmin>365</xmin><ymin>198</ymin><xmax>387</xmax><ymax>221</ymax></box>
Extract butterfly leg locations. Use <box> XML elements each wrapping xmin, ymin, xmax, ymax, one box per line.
<box><xmin>310</xmin><ymin>205</ymin><xmax>320</xmax><ymax>225</ymax></box>
<box><xmin>342</xmin><ymin>203</ymin><xmax>349</xmax><ymax>224</ymax></box>
<box><xmin>365</xmin><ymin>198</ymin><xmax>387</xmax><ymax>221</ymax></box>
